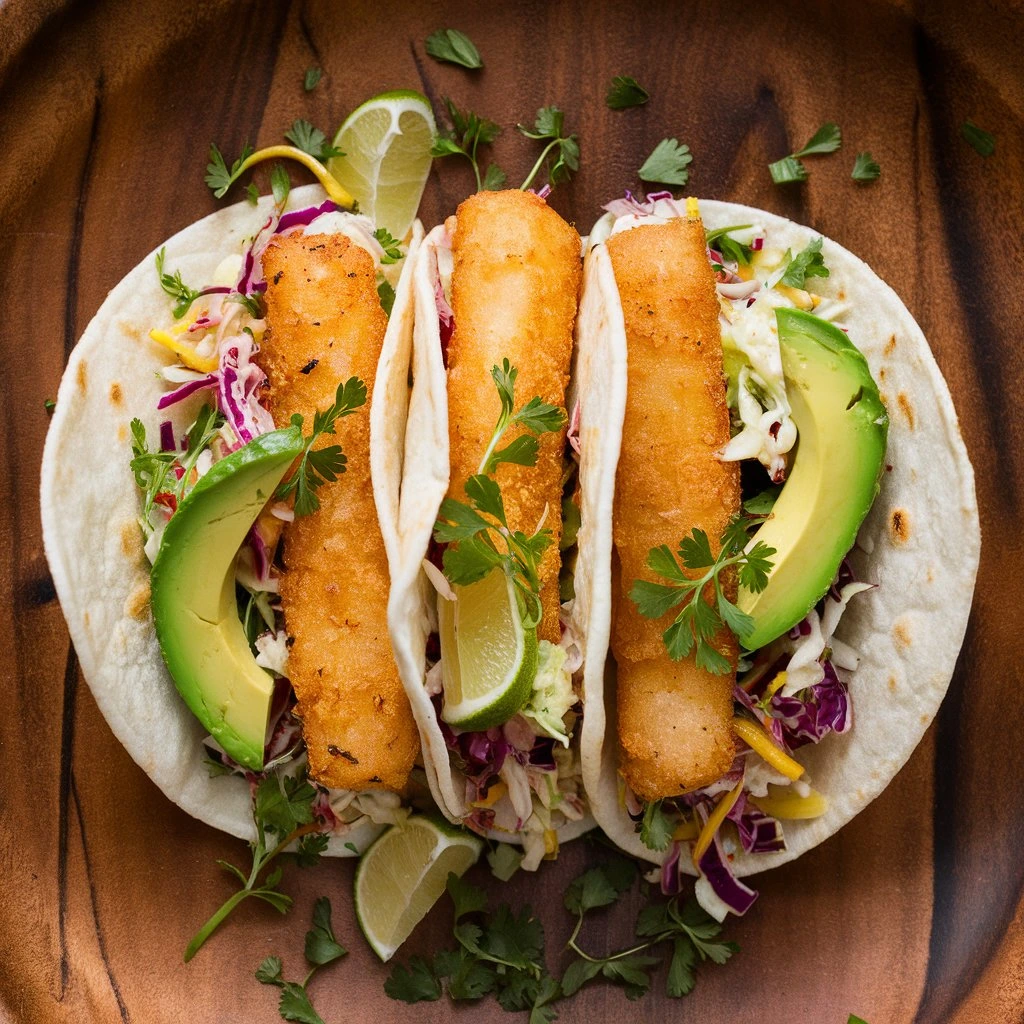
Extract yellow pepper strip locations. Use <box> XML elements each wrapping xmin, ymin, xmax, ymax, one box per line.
<box><xmin>148</xmin><ymin>329</ymin><xmax>219</xmax><ymax>373</ymax></box>
<box><xmin>234</xmin><ymin>145</ymin><xmax>354</xmax><ymax>209</ymax></box>
<box><xmin>750</xmin><ymin>786</ymin><xmax>829</xmax><ymax>820</ymax></box>
<box><xmin>543</xmin><ymin>829</ymin><xmax>559</xmax><ymax>859</ymax></box>
<box><xmin>470</xmin><ymin>781</ymin><xmax>507</xmax><ymax>809</ymax></box>
<box><xmin>775</xmin><ymin>283</ymin><xmax>814</xmax><ymax>309</ymax></box>
<box><xmin>672</xmin><ymin>817</ymin><xmax>700</xmax><ymax>842</ymax></box>
<box><xmin>692</xmin><ymin>779</ymin><xmax>744</xmax><ymax>866</ymax></box>
<box><xmin>732</xmin><ymin>716</ymin><xmax>804</xmax><ymax>781</ymax></box>
<box><xmin>764</xmin><ymin>670</ymin><xmax>788</xmax><ymax>700</ymax></box>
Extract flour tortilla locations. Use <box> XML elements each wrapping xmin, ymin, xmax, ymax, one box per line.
<box><xmin>577</xmin><ymin>200</ymin><xmax>981</xmax><ymax>874</ymax></box>
<box><xmin>40</xmin><ymin>185</ymin><xmax>421</xmax><ymax>855</ymax></box>
<box><xmin>387</xmin><ymin>224</ymin><xmax>593</xmax><ymax>845</ymax></box>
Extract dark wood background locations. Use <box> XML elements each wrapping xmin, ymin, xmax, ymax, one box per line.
<box><xmin>2</xmin><ymin>1</ymin><xmax>1021</xmax><ymax>1021</ymax></box>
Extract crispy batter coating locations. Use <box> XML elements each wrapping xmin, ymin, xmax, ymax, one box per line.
<box><xmin>260</xmin><ymin>233</ymin><xmax>417</xmax><ymax>792</ymax></box>
<box><xmin>607</xmin><ymin>219</ymin><xmax>740</xmax><ymax>800</ymax></box>
<box><xmin>446</xmin><ymin>190</ymin><xmax>581</xmax><ymax>642</ymax></box>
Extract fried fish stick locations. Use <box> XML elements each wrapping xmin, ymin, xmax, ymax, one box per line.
<box><xmin>446</xmin><ymin>190</ymin><xmax>581</xmax><ymax>642</ymax></box>
<box><xmin>260</xmin><ymin>233</ymin><xmax>418</xmax><ymax>792</ymax></box>
<box><xmin>608</xmin><ymin>218</ymin><xmax>740</xmax><ymax>800</ymax></box>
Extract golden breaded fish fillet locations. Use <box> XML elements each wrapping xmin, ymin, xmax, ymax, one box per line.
<box><xmin>260</xmin><ymin>233</ymin><xmax>418</xmax><ymax>792</ymax></box>
<box><xmin>446</xmin><ymin>190</ymin><xmax>581</xmax><ymax>642</ymax></box>
<box><xmin>608</xmin><ymin>218</ymin><xmax>740</xmax><ymax>800</ymax></box>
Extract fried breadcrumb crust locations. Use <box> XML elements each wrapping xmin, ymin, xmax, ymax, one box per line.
<box><xmin>260</xmin><ymin>233</ymin><xmax>418</xmax><ymax>792</ymax></box>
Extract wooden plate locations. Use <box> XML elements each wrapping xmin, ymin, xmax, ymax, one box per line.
<box><xmin>3</xmin><ymin>1</ymin><xmax>1020</xmax><ymax>1021</ymax></box>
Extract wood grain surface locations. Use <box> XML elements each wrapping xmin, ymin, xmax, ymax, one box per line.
<box><xmin>1</xmin><ymin>1</ymin><xmax>1021</xmax><ymax>1021</ymax></box>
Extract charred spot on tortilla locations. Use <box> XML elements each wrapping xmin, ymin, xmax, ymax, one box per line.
<box><xmin>124</xmin><ymin>581</ymin><xmax>151</xmax><ymax>620</ymax></box>
<box><xmin>109</xmin><ymin>381</ymin><xmax>123</xmax><ymax>406</ymax></box>
<box><xmin>889</xmin><ymin>508</ymin><xmax>910</xmax><ymax>543</ymax></box>
<box><xmin>897</xmin><ymin>392</ymin><xmax>916</xmax><ymax>428</ymax></box>
<box><xmin>118</xmin><ymin>320</ymin><xmax>141</xmax><ymax>341</ymax></box>
<box><xmin>76</xmin><ymin>360</ymin><xmax>88</xmax><ymax>393</ymax></box>
<box><xmin>884</xmin><ymin>333</ymin><xmax>897</xmax><ymax>356</ymax></box>
<box><xmin>121</xmin><ymin>520</ymin><xmax>142</xmax><ymax>559</ymax></box>
<box><xmin>893</xmin><ymin>619</ymin><xmax>912</xmax><ymax>647</ymax></box>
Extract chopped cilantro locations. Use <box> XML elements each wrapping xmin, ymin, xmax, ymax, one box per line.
<box><xmin>425</xmin><ymin>28</ymin><xmax>483</xmax><ymax>69</ymax></box>
<box><xmin>961</xmin><ymin>120</ymin><xmax>994</xmax><ymax>157</ymax></box>
<box><xmin>851</xmin><ymin>151</ymin><xmax>881</xmax><ymax>182</ymax></box>
<box><xmin>638</xmin><ymin>138</ymin><xmax>692</xmax><ymax>186</ymax></box>
<box><xmin>606</xmin><ymin>75</ymin><xmax>649</xmax><ymax>110</ymax></box>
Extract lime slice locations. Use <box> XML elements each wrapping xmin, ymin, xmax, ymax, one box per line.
<box><xmin>438</xmin><ymin>568</ymin><xmax>538</xmax><ymax>731</ymax></box>
<box><xmin>327</xmin><ymin>90</ymin><xmax>435</xmax><ymax>238</ymax></box>
<box><xmin>355</xmin><ymin>814</ymin><xmax>482</xmax><ymax>961</ymax></box>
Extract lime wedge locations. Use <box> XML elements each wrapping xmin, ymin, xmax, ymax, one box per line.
<box><xmin>438</xmin><ymin>568</ymin><xmax>538</xmax><ymax>731</ymax></box>
<box><xmin>354</xmin><ymin>814</ymin><xmax>482</xmax><ymax>961</ymax></box>
<box><xmin>327</xmin><ymin>90</ymin><xmax>435</xmax><ymax>238</ymax></box>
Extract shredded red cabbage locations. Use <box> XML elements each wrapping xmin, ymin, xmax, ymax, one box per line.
<box><xmin>770</xmin><ymin>659</ymin><xmax>851</xmax><ymax>748</ymax></box>
<box><xmin>696</xmin><ymin>807</ymin><xmax>759</xmax><ymax>916</ymax></box>
<box><xmin>159</xmin><ymin>420</ymin><xmax>176</xmax><ymax>452</ymax></box>
<box><xmin>726</xmin><ymin>791</ymin><xmax>786</xmax><ymax>854</ymax></box>
<box><xmin>156</xmin><ymin>373</ymin><xmax>219</xmax><ymax>410</ymax></box>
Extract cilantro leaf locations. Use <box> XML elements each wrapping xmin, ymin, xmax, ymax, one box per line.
<box><xmin>275</xmin><ymin>377</ymin><xmax>367</xmax><ymax>516</ymax></box>
<box><xmin>447</xmin><ymin>871</ymin><xmax>488</xmax><ymax>920</ymax></box>
<box><xmin>293</xmin><ymin>831</ymin><xmax>329</xmax><ymax>867</ymax></box>
<box><xmin>629</xmin><ymin>579</ymin><xmax>687</xmax><ymax>622</ymax></box>
<box><xmin>434</xmin><ymin>498</ymin><xmax>492</xmax><ymax>542</ymax></box>
<box><xmin>432</xmin><ymin>98</ymin><xmax>502</xmax><ymax>192</ymax></box>
<box><xmin>385</xmin><ymin>956</ymin><xmax>442</xmax><ymax>1003</ymax></box>
<box><xmin>479</xmin><ymin>904</ymin><xmax>544</xmax><ymax>971</ymax></box>
<box><xmin>425</xmin><ymin>28</ymin><xmax>483</xmax><ymax>69</ymax></box>
<box><xmin>246</xmin><ymin>182</ymin><xmax>260</xmax><ymax>205</ymax></box>
<box><xmin>768</xmin><ymin>156</ymin><xmax>808</xmax><ymax>184</ymax></box>
<box><xmin>254</xmin><ymin>775</ymin><xmax>317</xmax><ymax>835</ymax></box>
<box><xmin>513</xmin><ymin>395</ymin><xmax>567</xmax><ymax>436</ymax></box>
<box><xmin>560</xmin><ymin>957</ymin><xmax>603</xmax><ymax>997</ymax></box>
<box><xmin>373</xmin><ymin>227</ymin><xmax>403</xmax><ymax>264</ymax></box>
<box><xmin>285</xmin><ymin>119</ymin><xmax>343</xmax><ymax>161</ymax></box>
<box><xmin>565</xmin><ymin>868</ymin><xmax>619</xmax><ymax>915</ymax></box>
<box><xmin>706</xmin><ymin>224</ymin><xmax>755</xmax><ymax>265</ymax></box>
<box><xmin>464</xmin><ymin>474</ymin><xmax>506</xmax><ymax>525</ymax></box>
<box><xmin>304</xmin><ymin>897</ymin><xmax>346</xmax><ymax>966</ymax></box>
<box><xmin>606</xmin><ymin>74</ymin><xmax>649</xmax><ymax>110</ymax></box>
<box><xmin>271</xmin><ymin>163</ymin><xmax>290</xmax><ymax>207</ymax></box>
<box><xmin>481</xmin><ymin>163</ymin><xmax>507</xmax><ymax>191</ymax></box>
<box><xmin>743</xmin><ymin>487</ymin><xmax>780</xmax><ymax>516</ymax></box>
<box><xmin>638</xmin><ymin>138</ymin><xmax>692</xmax><ymax>186</ymax></box>
<box><xmin>666</xmin><ymin>936</ymin><xmax>697</xmax><ymax>997</ymax></box>
<box><xmin>444</xmin><ymin>949</ymin><xmax>497</xmax><ymax>1000</ymax></box>
<box><xmin>780</xmin><ymin>237</ymin><xmax>830</xmax><ymax>288</ymax></box>
<box><xmin>205</xmin><ymin>141</ymin><xmax>254</xmax><ymax>199</ymax></box>
<box><xmin>848</xmin><ymin>1017</ymin><xmax>871</xmax><ymax>1024</ymax></box>
<box><xmin>303</xmin><ymin>67</ymin><xmax>322</xmax><ymax>92</ymax></box>
<box><xmin>601</xmin><ymin>954</ymin><xmax>659</xmax><ymax>999</ymax></box>
<box><xmin>155</xmin><ymin>247</ymin><xmax>202</xmax><ymax>320</ymax></box>
<box><xmin>961</xmin><ymin>120</ymin><xmax>994</xmax><ymax>157</ymax></box>
<box><xmin>737</xmin><ymin>541</ymin><xmax>775</xmax><ymax>593</ymax></box>
<box><xmin>256</xmin><ymin>956</ymin><xmax>284</xmax><ymax>985</ymax></box>
<box><xmin>489</xmin><ymin>434</ymin><xmax>539</xmax><ymax>471</ymax></box>
<box><xmin>793</xmin><ymin>122</ymin><xmax>842</xmax><ymax>157</ymax></box>
<box><xmin>518</xmin><ymin>106</ymin><xmax>580</xmax><ymax>190</ymax></box>
<box><xmin>377</xmin><ymin>277</ymin><xmax>396</xmax><ymax>316</ymax></box>
<box><xmin>678</xmin><ymin>529</ymin><xmax>715</xmax><ymax>570</ymax></box>
<box><xmin>277</xmin><ymin>982</ymin><xmax>325</xmax><ymax>1024</ymax></box>
<box><xmin>640</xmin><ymin>799</ymin><xmax>673</xmax><ymax>851</ymax></box>
<box><xmin>441</xmin><ymin>535</ymin><xmax>503</xmax><ymax>585</ymax></box>
<box><xmin>851</xmin><ymin>151</ymin><xmax>881</xmax><ymax>182</ymax></box>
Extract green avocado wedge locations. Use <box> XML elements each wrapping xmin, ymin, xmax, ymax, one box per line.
<box><xmin>737</xmin><ymin>308</ymin><xmax>888</xmax><ymax>651</ymax></box>
<box><xmin>150</xmin><ymin>424</ymin><xmax>304</xmax><ymax>771</ymax></box>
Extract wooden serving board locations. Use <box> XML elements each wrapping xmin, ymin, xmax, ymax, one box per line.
<box><xmin>1</xmin><ymin>1</ymin><xmax>1020</xmax><ymax>1021</ymax></box>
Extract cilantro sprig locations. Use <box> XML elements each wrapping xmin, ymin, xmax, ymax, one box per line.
<box><xmin>769</xmin><ymin>122</ymin><xmax>841</xmax><ymax>184</ymax></box>
<box><xmin>638</xmin><ymin>138</ymin><xmax>693</xmax><ymax>187</ymax></box>
<box><xmin>630</xmin><ymin>515</ymin><xmax>776</xmax><ymax>669</ymax></box>
<box><xmin>779</xmin><ymin>237</ymin><xmax>830</xmax><ymax>289</ymax></box>
<box><xmin>206</xmin><ymin>141</ymin><xmax>256</xmax><ymax>199</ymax></box>
<box><xmin>517</xmin><ymin>107</ymin><xmax>580</xmax><ymax>191</ymax></box>
<box><xmin>640</xmin><ymin>799</ymin><xmax>673</xmax><ymax>852</ymax></box>
<box><xmin>373</xmin><ymin>227</ymin><xmax>403</xmax><ymax>264</ymax></box>
<box><xmin>185</xmin><ymin>773</ymin><xmax>329</xmax><ymax>961</ymax></box>
<box><xmin>606</xmin><ymin>75</ymin><xmax>650</xmax><ymax>111</ymax></box>
<box><xmin>561</xmin><ymin>859</ymin><xmax>737</xmax><ymax>1001</ymax></box>
<box><xmin>433</xmin><ymin>360</ymin><xmax>566</xmax><ymax>626</ymax></box>
<box><xmin>155</xmin><ymin>247</ymin><xmax>202</xmax><ymax>319</ymax></box>
<box><xmin>303</xmin><ymin>67</ymin><xmax>322</xmax><ymax>92</ymax></box>
<box><xmin>285</xmin><ymin>119</ymin><xmax>343</xmax><ymax>162</ymax></box>
<box><xmin>276</xmin><ymin>377</ymin><xmax>367</xmax><ymax>517</ymax></box>
<box><xmin>432</xmin><ymin>97</ymin><xmax>506</xmax><ymax>192</ymax></box>
<box><xmin>129</xmin><ymin>404</ymin><xmax>224</xmax><ymax>536</ymax></box>
<box><xmin>256</xmin><ymin>897</ymin><xmax>347</xmax><ymax>1024</ymax></box>
<box><xmin>961</xmin><ymin>120</ymin><xmax>995</xmax><ymax>157</ymax></box>
<box><xmin>705</xmin><ymin>224</ymin><xmax>754</xmax><ymax>266</ymax></box>
<box><xmin>425</xmin><ymin>28</ymin><xmax>483</xmax><ymax>69</ymax></box>
<box><xmin>851</xmin><ymin>151</ymin><xmax>881</xmax><ymax>182</ymax></box>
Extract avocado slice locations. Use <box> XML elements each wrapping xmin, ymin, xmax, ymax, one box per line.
<box><xmin>737</xmin><ymin>308</ymin><xmax>888</xmax><ymax>651</ymax></box>
<box><xmin>150</xmin><ymin>424</ymin><xmax>304</xmax><ymax>770</ymax></box>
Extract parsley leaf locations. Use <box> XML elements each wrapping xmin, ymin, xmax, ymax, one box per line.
<box><xmin>205</xmin><ymin>141</ymin><xmax>254</xmax><ymax>199</ymax></box>
<box><xmin>425</xmin><ymin>28</ymin><xmax>483</xmax><ymax>69</ymax></box>
<box><xmin>385</xmin><ymin>956</ymin><xmax>442</xmax><ymax>1003</ymax></box>
<box><xmin>638</xmin><ymin>138</ymin><xmax>692</xmax><ymax>186</ymax></box>
<box><xmin>629</xmin><ymin>514</ymin><xmax>776</xmax><ymax>665</ymax></box>
<box><xmin>768</xmin><ymin>155</ymin><xmax>809</xmax><ymax>184</ymax></box>
<box><xmin>376</xmin><ymin>277</ymin><xmax>396</xmax><ymax>316</ymax></box>
<box><xmin>432</xmin><ymin>97</ymin><xmax>504</xmax><ymax>192</ymax></box>
<box><xmin>961</xmin><ymin>120</ymin><xmax>995</xmax><ymax>157</ymax></box>
<box><xmin>851</xmin><ymin>151</ymin><xmax>881</xmax><ymax>182</ymax></box>
<box><xmin>518</xmin><ymin>106</ymin><xmax>580</xmax><ymax>190</ymax></box>
<box><xmin>743</xmin><ymin>486</ymin><xmax>781</xmax><ymax>516</ymax></box>
<box><xmin>256</xmin><ymin>956</ymin><xmax>284</xmax><ymax>985</ymax></box>
<box><xmin>640</xmin><ymin>799</ymin><xmax>673</xmax><ymax>851</ymax></box>
<box><xmin>276</xmin><ymin>377</ymin><xmax>367</xmax><ymax>516</ymax></box>
<box><xmin>373</xmin><ymin>227</ymin><xmax>403</xmax><ymax>264</ymax></box>
<box><xmin>277</xmin><ymin>985</ymin><xmax>324</xmax><ymax>1024</ymax></box>
<box><xmin>304</xmin><ymin>897</ymin><xmax>346</xmax><ymax>965</ymax></box>
<box><xmin>792</xmin><ymin>122</ymin><xmax>842</xmax><ymax>157</ymax></box>
<box><xmin>848</xmin><ymin>1017</ymin><xmax>871</xmax><ymax>1024</ymax></box>
<box><xmin>154</xmin><ymin>247</ymin><xmax>202</xmax><ymax>320</ymax></box>
<box><xmin>606</xmin><ymin>75</ymin><xmax>649</xmax><ymax>110</ymax></box>
<box><xmin>271</xmin><ymin>163</ymin><xmax>290</xmax><ymax>207</ymax></box>
<box><xmin>448</xmin><ymin>871</ymin><xmax>489</xmax><ymax>920</ymax></box>
<box><xmin>285</xmin><ymin>119</ymin><xmax>343</xmax><ymax>162</ymax></box>
<box><xmin>303</xmin><ymin>67</ymin><xmax>322</xmax><ymax>92</ymax></box>
<box><xmin>186</xmin><ymin>770</ymin><xmax>327</xmax><ymax>961</ymax></box>
<box><xmin>780</xmin><ymin>237</ymin><xmax>830</xmax><ymax>288</ymax></box>
<box><xmin>246</xmin><ymin>182</ymin><xmax>260</xmax><ymax>205</ymax></box>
